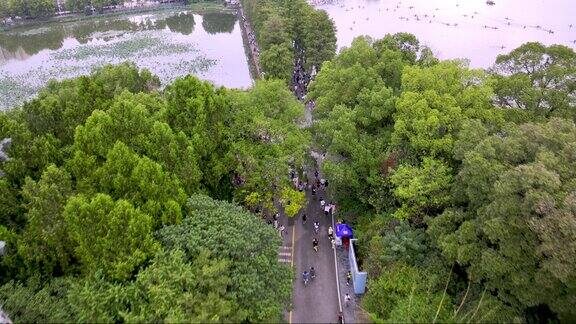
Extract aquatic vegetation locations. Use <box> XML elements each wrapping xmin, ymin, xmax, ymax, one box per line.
<box><xmin>0</xmin><ymin>27</ymin><xmax>221</xmax><ymax>110</ymax></box>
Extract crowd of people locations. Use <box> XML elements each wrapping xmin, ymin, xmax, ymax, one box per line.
<box><xmin>239</xmin><ymin>8</ymin><xmax>262</xmax><ymax>77</ymax></box>
<box><xmin>291</xmin><ymin>44</ymin><xmax>315</xmax><ymax>101</ymax></box>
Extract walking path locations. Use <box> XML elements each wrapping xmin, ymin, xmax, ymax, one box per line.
<box><xmin>237</xmin><ymin>2</ymin><xmax>262</xmax><ymax>78</ymax></box>
<box><xmin>237</xmin><ymin>9</ymin><xmax>356</xmax><ymax>321</ymax></box>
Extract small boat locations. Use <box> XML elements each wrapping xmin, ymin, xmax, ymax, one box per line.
<box><xmin>486</xmin><ymin>0</ymin><xmax>495</xmax><ymax>5</ymax></box>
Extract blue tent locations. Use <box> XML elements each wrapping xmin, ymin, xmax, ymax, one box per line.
<box><xmin>335</xmin><ymin>223</ymin><xmax>353</xmax><ymax>238</ymax></box>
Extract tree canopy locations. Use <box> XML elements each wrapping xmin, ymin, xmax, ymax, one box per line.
<box><xmin>310</xmin><ymin>34</ymin><xmax>576</xmax><ymax>322</ymax></box>
<box><xmin>0</xmin><ymin>63</ymin><xmax>299</xmax><ymax>322</ymax></box>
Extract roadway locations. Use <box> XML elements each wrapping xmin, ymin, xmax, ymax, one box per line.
<box><xmin>284</xmin><ymin>173</ymin><xmax>341</xmax><ymax>323</ymax></box>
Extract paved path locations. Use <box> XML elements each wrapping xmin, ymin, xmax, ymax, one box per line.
<box><xmin>237</xmin><ymin>2</ymin><xmax>262</xmax><ymax>78</ymax></box>
<box><xmin>282</xmin><ymin>173</ymin><xmax>341</xmax><ymax>323</ymax></box>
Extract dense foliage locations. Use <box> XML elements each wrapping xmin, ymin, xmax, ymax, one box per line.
<box><xmin>309</xmin><ymin>35</ymin><xmax>576</xmax><ymax>322</ymax></box>
<box><xmin>241</xmin><ymin>0</ymin><xmax>336</xmax><ymax>81</ymax></box>
<box><xmin>0</xmin><ymin>62</ymin><xmax>302</xmax><ymax>321</ymax></box>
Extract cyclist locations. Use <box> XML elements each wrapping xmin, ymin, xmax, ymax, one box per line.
<box><xmin>310</xmin><ymin>266</ymin><xmax>316</xmax><ymax>279</ymax></box>
<box><xmin>302</xmin><ymin>271</ymin><xmax>310</xmax><ymax>286</ymax></box>
<box><xmin>312</xmin><ymin>238</ymin><xmax>319</xmax><ymax>252</ymax></box>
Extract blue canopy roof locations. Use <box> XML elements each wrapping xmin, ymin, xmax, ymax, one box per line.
<box><xmin>335</xmin><ymin>223</ymin><xmax>353</xmax><ymax>238</ymax></box>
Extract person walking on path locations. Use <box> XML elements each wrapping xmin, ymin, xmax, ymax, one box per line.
<box><xmin>344</xmin><ymin>293</ymin><xmax>351</xmax><ymax>307</ymax></box>
<box><xmin>279</xmin><ymin>225</ymin><xmax>285</xmax><ymax>237</ymax></box>
<box><xmin>328</xmin><ymin>226</ymin><xmax>334</xmax><ymax>241</ymax></box>
<box><xmin>346</xmin><ymin>271</ymin><xmax>352</xmax><ymax>286</ymax></box>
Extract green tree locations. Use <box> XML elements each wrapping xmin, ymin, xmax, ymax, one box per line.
<box><xmin>227</xmin><ymin>80</ymin><xmax>309</xmax><ymax>210</ymax></box>
<box><xmin>390</xmin><ymin>157</ymin><xmax>452</xmax><ymax>220</ymax></box>
<box><xmin>363</xmin><ymin>263</ymin><xmax>452</xmax><ymax>322</ymax></box>
<box><xmin>18</xmin><ymin>165</ymin><xmax>75</xmax><ymax>277</ymax></box>
<box><xmin>64</xmin><ymin>193</ymin><xmax>159</xmax><ymax>280</ymax></box>
<box><xmin>158</xmin><ymin>195</ymin><xmax>292</xmax><ymax>322</ymax></box>
<box><xmin>429</xmin><ymin>118</ymin><xmax>576</xmax><ymax>320</ymax></box>
<box><xmin>492</xmin><ymin>42</ymin><xmax>576</xmax><ymax>121</ymax></box>
<box><xmin>301</xmin><ymin>9</ymin><xmax>336</xmax><ymax>70</ymax></box>
<box><xmin>259</xmin><ymin>14</ymin><xmax>291</xmax><ymax>49</ymax></box>
<box><xmin>123</xmin><ymin>249</ymin><xmax>237</xmax><ymax>322</ymax></box>
<box><xmin>0</xmin><ymin>277</ymin><xmax>75</xmax><ymax>323</ymax></box>
<box><xmin>260</xmin><ymin>43</ymin><xmax>294</xmax><ymax>81</ymax></box>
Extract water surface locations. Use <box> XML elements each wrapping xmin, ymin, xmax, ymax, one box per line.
<box><xmin>314</xmin><ymin>0</ymin><xmax>575</xmax><ymax>67</ymax></box>
<box><xmin>0</xmin><ymin>8</ymin><xmax>252</xmax><ymax>110</ymax></box>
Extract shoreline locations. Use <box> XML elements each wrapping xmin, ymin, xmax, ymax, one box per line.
<box><xmin>0</xmin><ymin>2</ymin><xmax>234</xmax><ymax>32</ymax></box>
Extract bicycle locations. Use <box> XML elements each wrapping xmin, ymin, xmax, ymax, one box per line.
<box><xmin>302</xmin><ymin>271</ymin><xmax>310</xmax><ymax>286</ymax></box>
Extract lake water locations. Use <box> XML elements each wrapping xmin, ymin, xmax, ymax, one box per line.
<box><xmin>0</xmin><ymin>7</ymin><xmax>252</xmax><ymax>110</ymax></box>
<box><xmin>313</xmin><ymin>0</ymin><xmax>575</xmax><ymax>68</ymax></box>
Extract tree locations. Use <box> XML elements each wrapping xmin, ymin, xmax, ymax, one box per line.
<box><xmin>301</xmin><ymin>9</ymin><xmax>336</xmax><ymax>70</ymax></box>
<box><xmin>64</xmin><ymin>193</ymin><xmax>159</xmax><ymax>280</ymax></box>
<box><xmin>390</xmin><ymin>157</ymin><xmax>452</xmax><ymax>220</ymax></box>
<box><xmin>260</xmin><ymin>43</ymin><xmax>294</xmax><ymax>82</ymax></box>
<box><xmin>18</xmin><ymin>165</ymin><xmax>75</xmax><ymax>277</ymax></box>
<box><xmin>280</xmin><ymin>187</ymin><xmax>306</xmax><ymax>217</ymax></box>
<box><xmin>259</xmin><ymin>14</ymin><xmax>291</xmax><ymax>49</ymax></box>
<box><xmin>363</xmin><ymin>263</ymin><xmax>452</xmax><ymax>322</ymax></box>
<box><xmin>392</xmin><ymin>61</ymin><xmax>498</xmax><ymax>159</ymax></box>
<box><xmin>227</xmin><ymin>80</ymin><xmax>309</xmax><ymax>211</ymax></box>
<box><xmin>164</xmin><ymin>75</ymin><xmax>232</xmax><ymax>198</ymax></box>
<box><xmin>157</xmin><ymin>195</ymin><xmax>292</xmax><ymax>322</ymax></box>
<box><xmin>0</xmin><ymin>277</ymin><xmax>75</xmax><ymax>323</ymax></box>
<box><xmin>429</xmin><ymin>118</ymin><xmax>576</xmax><ymax>320</ymax></box>
<box><xmin>122</xmin><ymin>249</ymin><xmax>237</xmax><ymax>322</ymax></box>
<box><xmin>492</xmin><ymin>42</ymin><xmax>576</xmax><ymax>121</ymax></box>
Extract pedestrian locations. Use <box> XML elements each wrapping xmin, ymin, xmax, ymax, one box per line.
<box><xmin>279</xmin><ymin>225</ymin><xmax>285</xmax><ymax>237</ymax></box>
<box><xmin>324</xmin><ymin>204</ymin><xmax>330</xmax><ymax>216</ymax></box>
<box><xmin>274</xmin><ymin>219</ymin><xmax>278</xmax><ymax>229</ymax></box>
<box><xmin>346</xmin><ymin>271</ymin><xmax>352</xmax><ymax>286</ymax></box>
<box><xmin>320</xmin><ymin>198</ymin><xmax>325</xmax><ymax>207</ymax></box>
<box><xmin>328</xmin><ymin>226</ymin><xmax>334</xmax><ymax>240</ymax></box>
<box><xmin>337</xmin><ymin>311</ymin><xmax>344</xmax><ymax>324</ymax></box>
<box><xmin>331</xmin><ymin>239</ymin><xmax>336</xmax><ymax>249</ymax></box>
<box><xmin>344</xmin><ymin>293</ymin><xmax>351</xmax><ymax>307</ymax></box>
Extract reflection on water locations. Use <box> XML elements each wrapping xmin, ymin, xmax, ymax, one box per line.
<box><xmin>202</xmin><ymin>12</ymin><xmax>236</xmax><ymax>34</ymax></box>
<box><xmin>315</xmin><ymin>0</ymin><xmax>576</xmax><ymax>67</ymax></box>
<box><xmin>0</xmin><ymin>8</ymin><xmax>252</xmax><ymax>110</ymax></box>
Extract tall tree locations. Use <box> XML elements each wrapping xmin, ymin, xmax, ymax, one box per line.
<box><xmin>492</xmin><ymin>42</ymin><xmax>576</xmax><ymax>121</ymax></box>
<box><xmin>64</xmin><ymin>193</ymin><xmax>159</xmax><ymax>280</ymax></box>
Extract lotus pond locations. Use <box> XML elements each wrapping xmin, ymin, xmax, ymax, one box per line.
<box><xmin>0</xmin><ymin>7</ymin><xmax>252</xmax><ymax>110</ymax></box>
